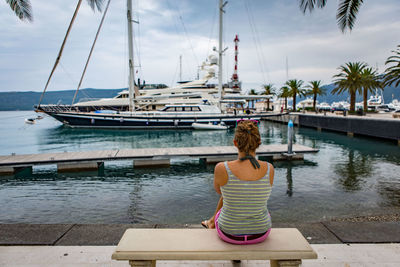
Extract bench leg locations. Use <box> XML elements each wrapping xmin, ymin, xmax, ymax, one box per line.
<box><xmin>270</xmin><ymin>259</ymin><xmax>302</xmax><ymax>267</ymax></box>
<box><xmin>129</xmin><ymin>260</ymin><xmax>156</xmax><ymax>267</ymax></box>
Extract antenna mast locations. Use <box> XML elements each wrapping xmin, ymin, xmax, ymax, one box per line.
<box><xmin>286</xmin><ymin>56</ymin><xmax>289</xmax><ymax>81</ymax></box>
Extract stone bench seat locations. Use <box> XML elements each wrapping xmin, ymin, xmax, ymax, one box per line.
<box><xmin>112</xmin><ymin>228</ymin><xmax>317</xmax><ymax>266</ymax></box>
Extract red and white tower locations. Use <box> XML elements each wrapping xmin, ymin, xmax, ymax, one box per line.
<box><xmin>231</xmin><ymin>34</ymin><xmax>240</xmax><ymax>91</ymax></box>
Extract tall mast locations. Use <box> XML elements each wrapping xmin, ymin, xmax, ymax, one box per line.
<box><xmin>127</xmin><ymin>0</ymin><xmax>135</xmax><ymax>112</ymax></box>
<box><xmin>217</xmin><ymin>0</ymin><xmax>227</xmax><ymax>106</ymax></box>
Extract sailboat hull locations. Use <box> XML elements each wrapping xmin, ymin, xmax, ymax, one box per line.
<box><xmin>48</xmin><ymin>111</ymin><xmax>264</xmax><ymax>129</ymax></box>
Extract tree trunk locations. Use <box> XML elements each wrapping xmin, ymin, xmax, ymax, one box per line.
<box><xmin>285</xmin><ymin>97</ymin><xmax>287</xmax><ymax>110</ymax></box>
<box><xmin>350</xmin><ymin>91</ymin><xmax>356</xmax><ymax>112</ymax></box>
<box><xmin>363</xmin><ymin>88</ymin><xmax>368</xmax><ymax>112</ymax></box>
<box><xmin>267</xmin><ymin>99</ymin><xmax>270</xmax><ymax>111</ymax></box>
<box><xmin>313</xmin><ymin>93</ymin><xmax>317</xmax><ymax>111</ymax></box>
<box><xmin>293</xmin><ymin>93</ymin><xmax>297</xmax><ymax>111</ymax></box>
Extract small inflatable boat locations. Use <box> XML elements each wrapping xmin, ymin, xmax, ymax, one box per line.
<box><xmin>191</xmin><ymin>122</ymin><xmax>228</xmax><ymax>130</ymax></box>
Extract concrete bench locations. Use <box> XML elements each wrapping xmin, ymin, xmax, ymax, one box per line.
<box><xmin>112</xmin><ymin>228</ymin><xmax>317</xmax><ymax>266</ymax></box>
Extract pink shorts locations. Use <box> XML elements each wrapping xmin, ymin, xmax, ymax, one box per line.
<box><xmin>214</xmin><ymin>209</ymin><xmax>271</xmax><ymax>245</ymax></box>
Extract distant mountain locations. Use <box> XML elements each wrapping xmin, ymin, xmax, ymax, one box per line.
<box><xmin>1</xmin><ymin>83</ymin><xmax>399</xmax><ymax>111</ymax></box>
<box><xmin>298</xmin><ymin>83</ymin><xmax>400</xmax><ymax>104</ymax></box>
<box><xmin>0</xmin><ymin>88</ymin><xmax>125</xmax><ymax>111</ymax></box>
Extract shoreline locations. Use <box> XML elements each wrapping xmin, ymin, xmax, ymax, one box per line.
<box><xmin>1</xmin><ymin>213</ymin><xmax>399</xmax><ymax>246</ymax></box>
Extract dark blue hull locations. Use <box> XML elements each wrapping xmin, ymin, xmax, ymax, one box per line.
<box><xmin>47</xmin><ymin>111</ymin><xmax>266</xmax><ymax>129</ymax></box>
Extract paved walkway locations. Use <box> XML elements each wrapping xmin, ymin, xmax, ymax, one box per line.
<box><xmin>2</xmin><ymin>220</ymin><xmax>400</xmax><ymax>246</ymax></box>
<box><xmin>1</xmin><ymin>244</ymin><xmax>400</xmax><ymax>266</ymax></box>
<box><xmin>1</xmin><ymin>220</ymin><xmax>399</xmax><ymax>266</ymax></box>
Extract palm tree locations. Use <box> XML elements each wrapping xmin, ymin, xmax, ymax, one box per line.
<box><xmin>360</xmin><ymin>68</ymin><xmax>382</xmax><ymax>112</ymax></box>
<box><xmin>384</xmin><ymin>45</ymin><xmax>400</xmax><ymax>87</ymax></box>
<box><xmin>6</xmin><ymin>0</ymin><xmax>103</xmax><ymax>22</ymax></box>
<box><xmin>262</xmin><ymin>83</ymin><xmax>276</xmax><ymax>111</ymax></box>
<box><xmin>332</xmin><ymin>62</ymin><xmax>367</xmax><ymax>112</ymax></box>
<box><xmin>249</xmin><ymin>89</ymin><xmax>258</xmax><ymax>95</ymax></box>
<box><xmin>5</xmin><ymin>0</ymin><xmax>32</xmax><ymax>22</ymax></box>
<box><xmin>306</xmin><ymin>80</ymin><xmax>326</xmax><ymax>111</ymax></box>
<box><xmin>285</xmin><ymin>79</ymin><xmax>306</xmax><ymax>111</ymax></box>
<box><xmin>299</xmin><ymin>0</ymin><xmax>364</xmax><ymax>32</ymax></box>
<box><xmin>279</xmin><ymin>86</ymin><xmax>290</xmax><ymax>110</ymax></box>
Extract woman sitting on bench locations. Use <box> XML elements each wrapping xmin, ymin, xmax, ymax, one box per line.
<box><xmin>202</xmin><ymin>119</ymin><xmax>274</xmax><ymax>244</ymax></box>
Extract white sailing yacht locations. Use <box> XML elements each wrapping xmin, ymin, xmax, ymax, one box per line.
<box><xmin>37</xmin><ymin>0</ymin><xmax>271</xmax><ymax>129</ymax></box>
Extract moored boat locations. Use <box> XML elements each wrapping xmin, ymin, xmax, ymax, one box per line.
<box><xmin>192</xmin><ymin>122</ymin><xmax>228</xmax><ymax>130</ymax></box>
<box><xmin>25</xmin><ymin>118</ymin><xmax>36</xmax><ymax>124</ymax></box>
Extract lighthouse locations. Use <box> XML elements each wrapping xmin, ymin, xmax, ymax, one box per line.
<box><xmin>231</xmin><ymin>34</ymin><xmax>241</xmax><ymax>92</ymax></box>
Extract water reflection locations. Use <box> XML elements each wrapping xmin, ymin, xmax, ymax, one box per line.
<box><xmin>297</xmin><ymin>125</ymin><xmax>400</xmax><ymax>164</ymax></box>
<box><xmin>38</xmin><ymin>126</ymin><xmax>237</xmax><ymax>152</ymax></box>
<box><xmin>286</xmin><ymin>164</ymin><xmax>293</xmax><ymax>197</ymax></box>
<box><xmin>378</xmin><ymin>180</ymin><xmax>400</xmax><ymax>206</ymax></box>
<box><xmin>334</xmin><ymin>150</ymin><xmax>373</xmax><ymax>191</ymax></box>
<box><xmin>273</xmin><ymin>160</ymin><xmax>318</xmax><ymax>198</ymax></box>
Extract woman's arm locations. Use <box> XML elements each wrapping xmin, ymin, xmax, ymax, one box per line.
<box><xmin>213</xmin><ymin>162</ymin><xmax>228</xmax><ymax>194</ymax></box>
<box><xmin>269</xmin><ymin>163</ymin><xmax>275</xmax><ymax>186</ymax></box>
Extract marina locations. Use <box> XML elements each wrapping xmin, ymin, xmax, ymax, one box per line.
<box><xmin>1</xmin><ymin>0</ymin><xmax>400</xmax><ymax>265</ymax></box>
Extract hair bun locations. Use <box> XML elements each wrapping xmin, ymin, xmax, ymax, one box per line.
<box><xmin>234</xmin><ymin>120</ymin><xmax>261</xmax><ymax>153</ymax></box>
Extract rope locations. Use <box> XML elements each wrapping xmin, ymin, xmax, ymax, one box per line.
<box><xmin>71</xmin><ymin>0</ymin><xmax>112</xmax><ymax>105</ymax></box>
<box><xmin>37</xmin><ymin>0</ymin><xmax>83</xmax><ymax>109</ymax></box>
<box><xmin>243</xmin><ymin>0</ymin><xmax>270</xmax><ymax>84</ymax></box>
<box><xmin>206</xmin><ymin>0</ymin><xmax>218</xmax><ymax>59</ymax></box>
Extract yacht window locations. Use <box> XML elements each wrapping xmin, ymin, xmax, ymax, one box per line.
<box><xmin>152</xmin><ymin>105</ymin><xmax>156</xmax><ymax>110</ymax></box>
<box><xmin>175</xmin><ymin>107</ymin><xmax>183</xmax><ymax>111</ymax></box>
<box><xmin>192</xmin><ymin>107</ymin><xmax>200</xmax><ymax>112</ymax></box>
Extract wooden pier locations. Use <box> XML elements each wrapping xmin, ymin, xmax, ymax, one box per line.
<box><xmin>0</xmin><ymin>145</ymin><xmax>318</xmax><ymax>175</ymax></box>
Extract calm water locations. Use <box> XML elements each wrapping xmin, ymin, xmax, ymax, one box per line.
<box><xmin>0</xmin><ymin>111</ymin><xmax>399</xmax><ymax>224</ymax></box>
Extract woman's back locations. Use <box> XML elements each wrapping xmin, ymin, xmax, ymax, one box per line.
<box><xmin>217</xmin><ymin>161</ymin><xmax>272</xmax><ymax>235</ymax></box>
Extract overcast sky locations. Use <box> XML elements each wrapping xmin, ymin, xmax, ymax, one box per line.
<box><xmin>0</xmin><ymin>0</ymin><xmax>399</xmax><ymax>94</ymax></box>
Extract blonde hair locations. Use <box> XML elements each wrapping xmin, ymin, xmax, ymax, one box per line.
<box><xmin>234</xmin><ymin>120</ymin><xmax>261</xmax><ymax>153</ymax></box>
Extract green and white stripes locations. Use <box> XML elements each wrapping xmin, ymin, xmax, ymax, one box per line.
<box><xmin>218</xmin><ymin>162</ymin><xmax>272</xmax><ymax>235</ymax></box>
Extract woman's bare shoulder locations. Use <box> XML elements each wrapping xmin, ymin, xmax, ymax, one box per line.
<box><xmin>215</xmin><ymin>162</ymin><xmax>226</xmax><ymax>172</ymax></box>
<box><xmin>214</xmin><ymin>162</ymin><xmax>229</xmax><ymax>186</ymax></box>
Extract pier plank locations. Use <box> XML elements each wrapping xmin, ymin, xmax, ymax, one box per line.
<box><xmin>0</xmin><ymin>145</ymin><xmax>318</xmax><ymax>168</ymax></box>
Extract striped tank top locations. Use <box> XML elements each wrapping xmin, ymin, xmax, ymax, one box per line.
<box><xmin>217</xmin><ymin>161</ymin><xmax>272</xmax><ymax>235</ymax></box>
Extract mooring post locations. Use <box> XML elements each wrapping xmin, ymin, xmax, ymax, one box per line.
<box><xmin>287</xmin><ymin>119</ymin><xmax>294</xmax><ymax>155</ymax></box>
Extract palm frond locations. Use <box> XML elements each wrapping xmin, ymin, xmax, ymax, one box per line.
<box><xmin>337</xmin><ymin>0</ymin><xmax>364</xmax><ymax>32</ymax></box>
<box><xmin>384</xmin><ymin>45</ymin><xmax>400</xmax><ymax>87</ymax></box>
<box><xmin>86</xmin><ymin>0</ymin><xmax>104</xmax><ymax>12</ymax></box>
<box><xmin>299</xmin><ymin>0</ymin><xmax>327</xmax><ymax>13</ymax></box>
<box><xmin>6</xmin><ymin>0</ymin><xmax>33</xmax><ymax>22</ymax></box>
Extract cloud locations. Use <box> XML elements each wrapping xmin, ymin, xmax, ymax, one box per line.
<box><xmin>0</xmin><ymin>0</ymin><xmax>399</xmax><ymax>94</ymax></box>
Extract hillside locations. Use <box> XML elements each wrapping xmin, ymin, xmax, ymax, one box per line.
<box><xmin>297</xmin><ymin>84</ymin><xmax>400</xmax><ymax>103</ymax></box>
<box><xmin>0</xmin><ymin>84</ymin><xmax>399</xmax><ymax>111</ymax></box>
<box><xmin>0</xmin><ymin>88</ymin><xmax>124</xmax><ymax>111</ymax></box>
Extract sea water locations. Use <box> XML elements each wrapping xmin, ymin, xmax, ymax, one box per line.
<box><xmin>0</xmin><ymin>111</ymin><xmax>399</xmax><ymax>224</ymax></box>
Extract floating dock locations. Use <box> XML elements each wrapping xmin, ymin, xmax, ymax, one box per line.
<box><xmin>0</xmin><ymin>144</ymin><xmax>318</xmax><ymax>175</ymax></box>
